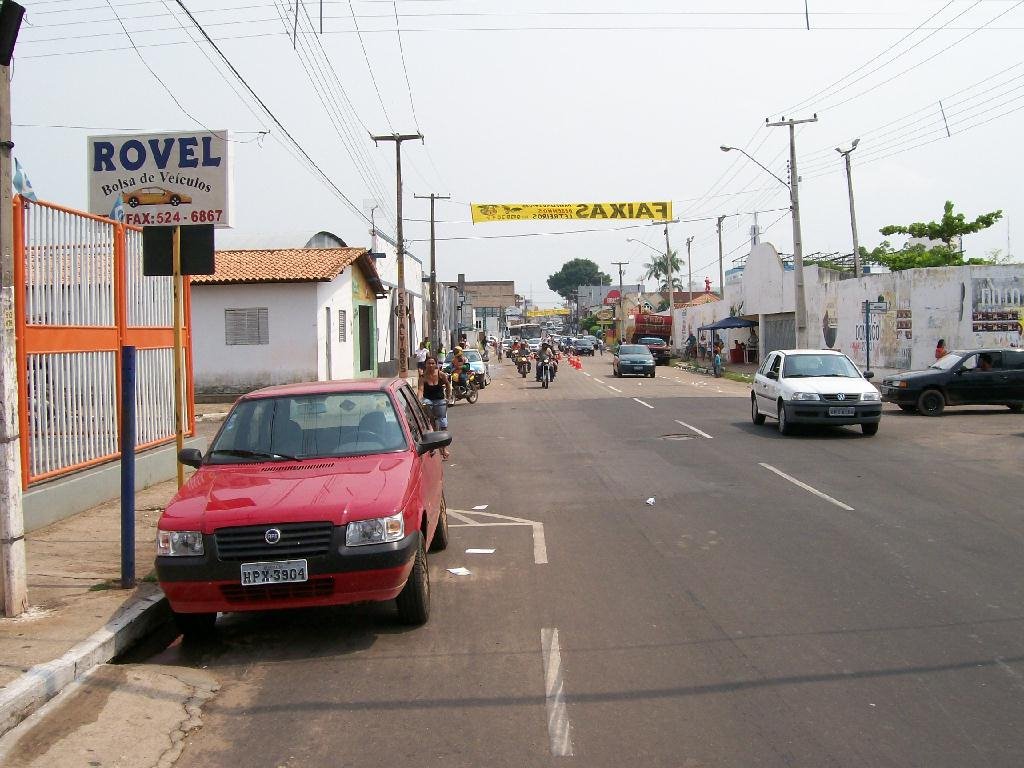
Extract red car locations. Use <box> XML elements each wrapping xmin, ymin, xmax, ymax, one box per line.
<box><xmin>638</xmin><ymin>336</ymin><xmax>671</xmax><ymax>365</ymax></box>
<box><xmin>155</xmin><ymin>379</ymin><xmax>451</xmax><ymax>637</ymax></box>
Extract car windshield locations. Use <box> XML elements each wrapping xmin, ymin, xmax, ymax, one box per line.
<box><xmin>619</xmin><ymin>345</ymin><xmax>651</xmax><ymax>356</ymax></box>
<box><xmin>464</xmin><ymin>350</ymin><xmax>482</xmax><ymax>362</ymax></box>
<box><xmin>782</xmin><ymin>354</ymin><xmax>861</xmax><ymax>378</ymax></box>
<box><xmin>930</xmin><ymin>352</ymin><xmax>965</xmax><ymax>370</ymax></box>
<box><xmin>639</xmin><ymin>337</ymin><xmax>664</xmax><ymax>345</ymax></box>
<box><xmin>209</xmin><ymin>392</ymin><xmax>407</xmax><ymax>462</ymax></box>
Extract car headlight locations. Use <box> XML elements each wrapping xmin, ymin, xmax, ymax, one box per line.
<box><xmin>157</xmin><ymin>529</ymin><xmax>204</xmax><ymax>556</ymax></box>
<box><xmin>346</xmin><ymin>513</ymin><xmax>405</xmax><ymax>547</ymax></box>
<box><xmin>790</xmin><ymin>392</ymin><xmax>821</xmax><ymax>401</ymax></box>
<box><xmin>861</xmin><ymin>390</ymin><xmax>881</xmax><ymax>402</ymax></box>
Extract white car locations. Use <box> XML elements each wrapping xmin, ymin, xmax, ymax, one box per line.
<box><xmin>751</xmin><ymin>349</ymin><xmax>882</xmax><ymax>436</ymax></box>
<box><xmin>526</xmin><ymin>338</ymin><xmax>542</xmax><ymax>352</ymax></box>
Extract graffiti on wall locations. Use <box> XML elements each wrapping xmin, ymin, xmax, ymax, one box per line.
<box><xmin>972</xmin><ymin>276</ymin><xmax>1024</xmax><ymax>332</ymax></box>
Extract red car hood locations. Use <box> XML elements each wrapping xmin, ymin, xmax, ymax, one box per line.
<box><xmin>159</xmin><ymin>453</ymin><xmax>416</xmax><ymax>533</ymax></box>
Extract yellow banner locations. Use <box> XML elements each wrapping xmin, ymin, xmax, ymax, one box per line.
<box><xmin>527</xmin><ymin>308</ymin><xmax>571</xmax><ymax>317</ymax></box>
<box><xmin>471</xmin><ymin>201</ymin><xmax>672</xmax><ymax>223</ymax></box>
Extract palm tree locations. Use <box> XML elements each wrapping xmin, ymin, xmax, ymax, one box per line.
<box><xmin>642</xmin><ymin>250</ymin><xmax>682</xmax><ymax>283</ymax></box>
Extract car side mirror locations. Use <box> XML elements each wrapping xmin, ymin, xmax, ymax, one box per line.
<box><xmin>766</xmin><ymin>371</ymin><xmax>778</xmax><ymax>380</ymax></box>
<box><xmin>864</xmin><ymin>370</ymin><xmax>874</xmax><ymax>380</ymax></box>
<box><xmin>418</xmin><ymin>430</ymin><xmax>452</xmax><ymax>456</ymax></box>
<box><xmin>178</xmin><ymin>448</ymin><xmax>203</xmax><ymax>468</ymax></box>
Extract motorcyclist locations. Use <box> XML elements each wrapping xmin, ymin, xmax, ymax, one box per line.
<box><xmin>535</xmin><ymin>341</ymin><xmax>557</xmax><ymax>382</ymax></box>
<box><xmin>452</xmin><ymin>346</ymin><xmax>471</xmax><ymax>390</ymax></box>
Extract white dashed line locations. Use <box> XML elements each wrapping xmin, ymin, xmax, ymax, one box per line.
<box><xmin>633</xmin><ymin>398</ymin><xmax>654</xmax><ymax>409</ymax></box>
<box><xmin>582</xmin><ymin>372</ymin><xmax>591</xmax><ymax>377</ymax></box>
<box><xmin>674</xmin><ymin>419</ymin><xmax>713</xmax><ymax>439</ymax></box>
<box><xmin>608</xmin><ymin>386</ymin><xmax>623</xmax><ymax>393</ymax></box>
<box><xmin>541</xmin><ymin>628</ymin><xmax>574</xmax><ymax>757</ymax></box>
<box><xmin>759</xmin><ymin>463</ymin><xmax>855</xmax><ymax>511</ymax></box>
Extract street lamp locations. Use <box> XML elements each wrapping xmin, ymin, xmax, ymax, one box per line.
<box><xmin>836</xmin><ymin>138</ymin><xmax>861</xmax><ymax>278</ymax></box>
<box><xmin>721</xmin><ymin>142</ymin><xmax>808</xmax><ymax>347</ymax></box>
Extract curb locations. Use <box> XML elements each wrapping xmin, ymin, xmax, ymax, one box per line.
<box><xmin>0</xmin><ymin>592</ymin><xmax>172</xmax><ymax>737</ymax></box>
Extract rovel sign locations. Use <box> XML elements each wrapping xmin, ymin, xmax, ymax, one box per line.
<box><xmin>88</xmin><ymin>130</ymin><xmax>233</xmax><ymax>228</ymax></box>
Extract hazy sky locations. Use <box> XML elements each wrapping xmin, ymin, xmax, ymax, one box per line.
<box><xmin>12</xmin><ymin>0</ymin><xmax>1024</xmax><ymax>306</ymax></box>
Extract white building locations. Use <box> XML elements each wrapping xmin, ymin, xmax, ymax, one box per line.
<box><xmin>191</xmin><ymin>248</ymin><xmax>387</xmax><ymax>396</ymax></box>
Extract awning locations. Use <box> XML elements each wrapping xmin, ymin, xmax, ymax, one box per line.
<box><xmin>698</xmin><ymin>316</ymin><xmax>758</xmax><ymax>331</ymax></box>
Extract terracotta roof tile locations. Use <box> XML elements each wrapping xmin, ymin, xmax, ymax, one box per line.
<box><xmin>680</xmin><ymin>292</ymin><xmax>722</xmax><ymax>308</ymax></box>
<box><xmin>193</xmin><ymin>248</ymin><xmax>369</xmax><ymax>284</ymax></box>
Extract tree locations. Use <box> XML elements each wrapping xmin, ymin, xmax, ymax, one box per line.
<box><xmin>547</xmin><ymin>259</ymin><xmax>612</xmax><ymax>300</ymax></box>
<box><xmin>641</xmin><ymin>249</ymin><xmax>682</xmax><ymax>284</ymax></box>
<box><xmin>860</xmin><ymin>201</ymin><xmax>1004</xmax><ymax>272</ymax></box>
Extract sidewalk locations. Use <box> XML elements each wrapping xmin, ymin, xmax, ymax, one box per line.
<box><xmin>0</xmin><ymin>412</ymin><xmax>225</xmax><ymax>736</ymax></box>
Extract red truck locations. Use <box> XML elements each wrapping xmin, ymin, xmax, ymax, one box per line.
<box><xmin>630</xmin><ymin>314</ymin><xmax>673</xmax><ymax>364</ymax></box>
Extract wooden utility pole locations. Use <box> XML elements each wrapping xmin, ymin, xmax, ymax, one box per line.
<box><xmin>658</xmin><ymin>218</ymin><xmax>679</xmax><ymax>352</ymax></box>
<box><xmin>0</xmin><ymin>58</ymin><xmax>27</xmax><ymax>616</ymax></box>
<box><xmin>767</xmin><ymin>114</ymin><xmax>817</xmax><ymax>348</ymax></box>
<box><xmin>611</xmin><ymin>261</ymin><xmax>628</xmax><ymax>344</ymax></box>
<box><xmin>371</xmin><ymin>132</ymin><xmax>423</xmax><ymax>378</ymax></box>
<box><xmin>685</xmin><ymin>235</ymin><xmax>694</xmax><ymax>304</ymax></box>
<box><xmin>414</xmin><ymin>192</ymin><xmax>449</xmax><ymax>354</ymax></box>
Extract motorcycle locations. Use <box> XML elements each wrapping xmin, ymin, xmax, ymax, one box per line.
<box><xmin>535</xmin><ymin>355</ymin><xmax>555</xmax><ymax>389</ymax></box>
<box><xmin>447</xmin><ymin>370</ymin><xmax>479</xmax><ymax>405</ymax></box>
<box><xmin>515</xmin><ymin>352</ymin><xmax>532</xmax><ymax>378</ymax></box>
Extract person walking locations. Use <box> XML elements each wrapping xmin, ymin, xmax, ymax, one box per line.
<box><xmin>415</xmin><ymin>340</ymin><xmax>429</xmax><ymax>375</ymax></box>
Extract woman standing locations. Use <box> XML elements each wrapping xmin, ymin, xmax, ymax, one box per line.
<box><xmin>935</xmin><ymin>338</ymin><xmax>948</xmax><ymax>360</ymax></box>
<box><xmin>417</xmin><ymin>356</ymin><xmax>451</xmax><ymax>459</ymax></box>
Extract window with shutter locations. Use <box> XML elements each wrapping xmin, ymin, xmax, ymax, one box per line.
<box><xmin>338</xmin><ymin>309</ymin><xmax>347</xmax><ymax>342</ymax></box>
<box><xmin>224</xmin><ymin>307</ymin><xmax>269</xmax><ymax>345</ymax></box>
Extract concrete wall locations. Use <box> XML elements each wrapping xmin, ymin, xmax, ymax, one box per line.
<box><xmin>315</xmin><ymin>275</ymin><xmax>355</xmax><ymax>380</ymax></box>
<box><xmin>192</xmin><ymin>282</ymin><xmax>317</xmax><ymax>394</ymax></box>
<box><xmin>671</xmin><ymin>243</ymin><xmax>1024</xmax><ymax>370</ymax></box>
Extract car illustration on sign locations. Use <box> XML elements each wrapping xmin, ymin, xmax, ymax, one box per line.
<box><xmin>122</xmin><ymin>187</ymin><xmax>193</xmax><ymax>207</ymax></box>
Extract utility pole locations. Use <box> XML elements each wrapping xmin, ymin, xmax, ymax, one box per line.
<box><xmin>836</xmin><ymin>139</ymin><xmax>861</xmax><ymax>278</ymax></box>
<box><xmin>414</xmin><ymin>193</ymin><xmax>449</xmax><ymax>354</ymax></box>
<box><xmin>371</xmin><ymin>132</ymin><xmax>423</xmax><ymax>378</ymax></box>
<box><xmin>767</xmin><ymin>114</ymin><xmax>817</xmax><ymax>348</ymax></box>
<box><xmin>1</xmin><ymin>36</ymin><xmax>27</xmax><ymax>616</ymax></box>
<box><xmin>655</xmin><ymin>218</ymin><xmax>679</xmax><ymax>352</ymax></box>
<box><xmin>685</xmin><ymin>235</ymin><xmax>694</xmax><ymax>304</ymax></box>
<box><xmin>611</xmin><ymin>261</ymin><xmax>629</xmax><ymax>344</ymax></box>
<box><xmin>716</xmin><ymin>215</ymin><xmax>726</xmax><ymax>300</ymax></box>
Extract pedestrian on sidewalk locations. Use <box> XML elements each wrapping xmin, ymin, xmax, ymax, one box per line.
<box><xmin>713</xmin><ymin>347</ymin><xmax>723</xmax><ymax>378</ymax></box>
<box><xmin>416</xmin><ymin>340</ymin><xmax>429</xmax><ymax>374</ymax></box>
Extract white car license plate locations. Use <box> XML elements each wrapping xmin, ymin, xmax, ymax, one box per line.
<box><xmin>240</xmin><ymin>559</ymin><xmax>308</xmax><ymax>586</ymax></box>
<box><xmin>828</xmin><ymin>406</ymin><xmax>856</xmax><ymax>416</ymax></box>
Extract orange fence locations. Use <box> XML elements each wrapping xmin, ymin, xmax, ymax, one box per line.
<box><xmin>12</xmin><ymin>195</ymin><xmax>194</xmax><ymax>488</ymax></box>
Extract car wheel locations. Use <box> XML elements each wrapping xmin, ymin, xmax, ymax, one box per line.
<box><xmin>127</xmin><ymin>197</ymin><xmax>139</xmax><ymax>207</ymax></box>
<box><xmin>429</xmin><ymin>493</ymin><xmax>449</xmax><ymax>552</ymax></box>
<box><xmin>396</xmin><ymin>535</ymin><xmax>430</xmax><ymax>625</ymax></box>
<box><xmin>170</xmin><ymin>195</ymin><xmax>181</xmax><ymax>206</ymax></box>
<box><xmin>174</xmin><ymin>611</ymin><xmax>216</xmax><ymax>639</ymax></box>
<box><xmin>751</xmin><ymin>395</ymin><xmax>766</xmax><ymax>425</ymax></box>
<box><xmin>917</xmin><ymin>389</ymin><xmax>945</xmax><ymax>416</ymax></box>
<box><xmin>861</xmin><ymin>422</ymin><xmax>879</xmax><ymax>436</ymax></box>
<box><xmin>777</xmin><ymin>401</ymin><xmax>792</xmax><ymax>435</ymax></box>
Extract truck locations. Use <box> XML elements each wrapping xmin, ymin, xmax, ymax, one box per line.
<box><xmin>628</xmin><ymin>314</ymin><xmax>673</xmax><ymax>364</ymax></box>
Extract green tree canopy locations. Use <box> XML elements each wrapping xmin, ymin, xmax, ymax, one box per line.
<box><xmin>641</xmin><ymin>249</ymin><xmax>682</xmax><ymax>285</ymax></box>
<box><xmin>547</xmin><ymin>258</ymin><xmax>612</xmax><ymax>300</ymax></box>
<box><xmin>861</xmin><ymin>201</ymin><xmax>1004</xmax><ymax>272</ymax></box>
<box><xmin>879</xmin><ymin>200</ymin><xmax>1002</xmax><ymax>249</ymax></box>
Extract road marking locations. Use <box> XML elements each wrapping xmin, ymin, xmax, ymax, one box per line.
<box><xmin>633</xmin><ymin>398</ymin><xmax>654</xmax><ymax>409</ymax></box>
<box><xmin>582</xmin><ymin>372</ymin><xmax>591</xmax><ymax>377</ymax></box>
<box><xmin>541</xmin><ymin>628</ymin><xmax>574</xmax><ymax>757</ymax></box>
<box><xmin>759</xmin><ymin>463</ymin><xmax>855</xmax><ymax>511</ymax></box>
<box><xmin>608</xmin><ymin>386</ymin><xmax>622</xmax><ymax>393</ymax></box>
<box><xmin>448</xmin><ymin>509</ymin><xmax>548</xmax><ymax>564</ymax></box>
<box><xmin>674</xmin><ymin>419</ymin><xmax>713</xmax><ymax>439</ymax></box>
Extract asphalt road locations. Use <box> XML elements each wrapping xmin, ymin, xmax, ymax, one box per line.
<box><xmin>137</xmin><ymin>353</ymin><xmax>1024</xmax><ymax>767</ymax></box>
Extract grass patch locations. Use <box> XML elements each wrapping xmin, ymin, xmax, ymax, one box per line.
<box><xmin>142</xmin><ymin>570</ymin><xmax>158</xmax><ymax>583</ymax></box>
<box><xmin>88</xmin><ymin>579</ymin><xmax>118</xmax><ymax>592</ymax></box>
<box><xmin>723</xmin><ymin>370</ymin><xmax>753</xmax><ymax>384</ymax></box>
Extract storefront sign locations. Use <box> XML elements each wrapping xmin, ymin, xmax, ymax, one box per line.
<box><xmin>88</xmin><ymin>131</ymin><xmax>233</xmax><ymax>227</ymax></box>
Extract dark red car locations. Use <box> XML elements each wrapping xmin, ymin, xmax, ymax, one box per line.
<box><xmin>638</xmin><ymin>336</ymin><xmax>671</xmax><ymax>365</ymax></box>
<box><xmin>155</xmin><ymin>379</ymin><xmax>451</xmax><ymax>637</ymax></box>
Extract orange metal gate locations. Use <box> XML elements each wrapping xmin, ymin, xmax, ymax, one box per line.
<box><xmin>12</xmin><ymin>195</ymin><xmax>194</xmax><ymax>488</ymax></box>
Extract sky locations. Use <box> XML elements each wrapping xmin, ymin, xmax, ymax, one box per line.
<box><xmin>11</xmin><ymin>0</ymin><xmax>1024</xmax><ymax>307</ymax></box>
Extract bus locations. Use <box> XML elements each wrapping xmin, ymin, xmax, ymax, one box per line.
<box><xmin>506</xmin><ymin>322</ymin><xmax>542</xmax><ymax>341</ymax></box>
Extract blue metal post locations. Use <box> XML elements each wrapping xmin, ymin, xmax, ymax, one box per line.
<box><xmin>120</xmin><ymin>346</ymin><xmax>136</xmax><ymax>589</ymax></box>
